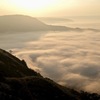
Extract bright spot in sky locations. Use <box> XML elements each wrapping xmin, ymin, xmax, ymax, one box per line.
<box><xmin>0</xmin><ymin>0</ymin><xmax>100</xmax><ymax>16</ymax></box>
<box><xmin>8</xmin><ymin>0</ymin><xmax>56</xmax><ymax>10</ymax></box>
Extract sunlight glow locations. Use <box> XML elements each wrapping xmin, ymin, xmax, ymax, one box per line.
<box><xmin>10</xmin><ymin>0</ymin><xmax>56</xmax><ymax>10</ymax></box>
<box><xmin>0</xmin><ymin>0</ymin><xmax>100</xmax><ymax>17</ymax></box>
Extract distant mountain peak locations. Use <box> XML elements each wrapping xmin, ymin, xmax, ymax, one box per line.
<box><xmin>0</xmin><ymin>14</ymin><xmax>48</xmax><ymax>32</ymax></box>
<box><xmin>0</xmin><ymin>14</ymin><xmax>99</xmax><ymax>32</ymax></box>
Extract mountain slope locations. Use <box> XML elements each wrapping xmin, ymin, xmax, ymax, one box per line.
<box><xmin>0</xmin><ymin>15</ymin><xmax>99</xmax><ymax>32</ymax></box>
<box><xmin>0</xmin><ymin>49</ymin><xmax>41</xmax><ymax>77</ymax></box>
<box><xmin>0</xmin><ymin>49</ymin><xmax>100</xmax><ymax>100</ymax></box>
<box><xmin>0</xmin><ymin>15</ymin><xmax>49</xmax><ymax>32</ymax></box>
<box><xmin>0</xmin><ymin>15</ymin><xmax>79</xmax><ymax>32</ymax></box>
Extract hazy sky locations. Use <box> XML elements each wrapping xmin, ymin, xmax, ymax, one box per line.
<box><xmin>0</xmin><ymin>0</ymin><xmax>100</xmax><ymax>17</ymax></box>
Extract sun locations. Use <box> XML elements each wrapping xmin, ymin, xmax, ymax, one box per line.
<box><xmin>10</xmin><ymin>0</ymin><xmax>56</xmax><ymax>11</ymax></box>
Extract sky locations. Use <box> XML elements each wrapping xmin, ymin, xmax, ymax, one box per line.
<box><xmin>0</xmin><ymin>0</ymin><xmax>100</xmax><ymax>17</ymax></box>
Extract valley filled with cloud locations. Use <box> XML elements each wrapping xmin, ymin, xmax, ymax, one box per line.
<box><xmin>14</xmin><ymin>30</ymin><xmax>100</xmax><ymax>93</ymax></box>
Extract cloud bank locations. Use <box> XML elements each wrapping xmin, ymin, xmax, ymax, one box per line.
<box><xmin>14</xmin><ymin>31</ymin><xmax>100</xmax><ymax>93</ymax></box>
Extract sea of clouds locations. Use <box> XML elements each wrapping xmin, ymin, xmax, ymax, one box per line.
<box><xmin>14</xmin><ymin>31</ymin><xmax>100</xmax><ymax>93</ymax></box>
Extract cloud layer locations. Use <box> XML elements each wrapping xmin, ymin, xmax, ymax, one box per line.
<box><xmin>15</xmin><ymin>31</ymin><xmax>100</xmax><ymax>93</ymax></box>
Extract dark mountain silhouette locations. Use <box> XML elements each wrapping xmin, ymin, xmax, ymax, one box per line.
<box><xmin>0</xmin><ymin>14</ymin><xmax>99</xmax><ymax>32</ymax></box>
<box><xmin>0</xmin><ymin>48</ymin><xmax>100</xmax><ymax>100</ymax></box>
<box><xmin>0</xmin><ymin>49</ymin><xmax>41</xmax><ymax>78</ymax></box>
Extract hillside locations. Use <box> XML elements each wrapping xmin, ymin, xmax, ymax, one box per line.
<box><xmin>0</xmin><ymin>49</ymin><xmax>41</xmax><ymax>77</ymax></box>
<box><xmin>0</xmin><ymin>15</ymin><xmax>99</xmax><ymax>32</ymax></box>
<box><xmin>0</xmin><ymin>15</ymin><xmax>49</xmax><ymax>32</ymax></box>
<box><xmin>0</xmin><ymin>49</ymin><xmax>100</xmax><ymax>100</ymax></box>
<box><xmin>0</xmin><ymin>15</ymin><xmax>72</xmax><ymax>32</ymax></box>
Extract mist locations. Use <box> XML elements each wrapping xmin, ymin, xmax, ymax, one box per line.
<box><xmin>12</xmin><ymin>30</ymin><xmax>100</xmax><ymax>93</ymax></box>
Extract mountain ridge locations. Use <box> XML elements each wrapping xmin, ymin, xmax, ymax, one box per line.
<box><xmin>0</xmin><ymin>15</ymin><xmax>49</xmax><ymax>32</ymax></box>
<box><xmin>0</xmin><ymin>48</ymin><xmax>41</xmax><ymax>77</ymax></box>
<box><xmin>0</xmin><ymin>14</ymin><xmax>99</xmax><ymax>32</ymax></box>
